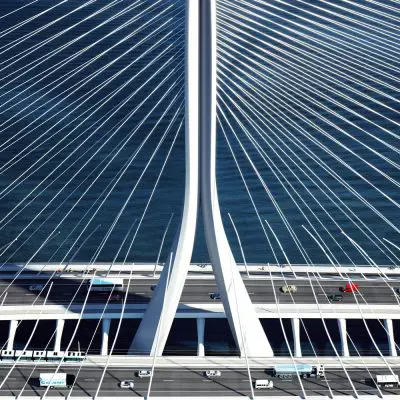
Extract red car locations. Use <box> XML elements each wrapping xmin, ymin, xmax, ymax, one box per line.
<box><xmin>340</xmin><ymin>283</ymin><xmax>359</xmax><ymax>293</ymax></box>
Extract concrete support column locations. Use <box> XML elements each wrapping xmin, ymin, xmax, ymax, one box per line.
<box><xmin>101</xmin><ymin>318</ymin><xmax>111</xmax><ymax>356</ymax></box>
<box><xmin>7</xmin><ymin>320</ymin><xmax>18</xmax><ymax>351</ymax></box>
<box><xmin>130</xmin><ymin>0</ymin><xmax>273</xmax><ymax>357</ymax></box>
<box><xmin>338</xmin><ymin>318</ymin><xmax>350</xmax><ymax>357</ymax></box>
<box><xmin>128</xmin><ymin>0</ymin><xmax>200</xmax><ymax>356</ymax></box>
<box><xmin>197</xmin><ymin>318</ymin><xmax>205</xmax><ymax>356</ymax></box>
<box><xmin>291</xmin><ymin>318</ymin><xmax>302</xmax><ymax>357</ymax></box>
<box><xmin>54</xmin><ymin>319</ymin><xmax>65</xmax><ymax>352</ymax></box>
<box><xmin>385</xmin><ymin>319</ymin><xmax>397</xmax><ymax>357</ymax></box>
<box><xmin>199</xmin><ymin>0</ymin><xmax>273</xmax><ymax>358</ymax></box>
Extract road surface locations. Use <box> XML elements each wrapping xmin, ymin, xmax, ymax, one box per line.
<box><xmin>0</xmin><ymin>277</ymin><xmax>397</xmax><ymax>306</ymax></box>
<box><xmin>0</xmin><ymin>365</ymin><xmax>398</xmax><ymax>397</ymax></box>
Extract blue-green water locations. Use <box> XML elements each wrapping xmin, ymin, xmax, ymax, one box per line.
<box><xmin>0</xmin><ymin>0</ymin><xmax>398</xmax><ymax>267</ymax></box>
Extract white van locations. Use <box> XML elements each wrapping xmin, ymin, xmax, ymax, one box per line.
<box><xmin>137</xmin><ymin>370</ymin><xmax>152</xmax><ymax>379</ymax></box>
<box><xmin>254</xmin><ymin>379</ymin><xmax>273</xmax><ymax>389</ymax></box>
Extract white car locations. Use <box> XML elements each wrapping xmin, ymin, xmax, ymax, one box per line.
<box><xmin>205</xmin><ymin>370</ymin><xmax>221</xmax><ymax>378</ymax></box>
<box><xmin>119</xmin><ymin>380</ymin><xmax>134</xmax><ymax>389</ymax></box>
<box><xmin>280</xmin><ymin>285</ymin><xmax>297</xmax><ymax>294</ymax></box>
<box><xmin>137</xmin><ymin>370</ymin><xmax>152</xmax><ymax>379</ymax></box>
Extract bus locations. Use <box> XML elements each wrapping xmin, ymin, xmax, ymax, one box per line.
<box><xmin>14</xmin><ymin>350</ymin><xmax>33</xmax><ymax>361</ymax></box>
<box><xmin>87</xmin><ymin>277</ymin><xmax>124</xmax><ymax>292</ymax></box>
<box><xmin>0</xmin><ymin>351</ymin><xmax>85</xmax><ymax>363</ymax></box>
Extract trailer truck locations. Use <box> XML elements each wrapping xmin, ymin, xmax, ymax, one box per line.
<box><xmin>273</xmin><ymin>364</ymin><xmax>325</xmax><ymax>379</ymax></box>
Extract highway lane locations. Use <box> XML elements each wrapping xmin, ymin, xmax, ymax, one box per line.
<box><xmin>0</xmin><ymin>277</ymin><xmax>398</xmax><ymax>306</ymax></box>
<box><xmin>0</xmin><ymin>365</ymin><xmax>399</xmax><ymax>397</ymax></box>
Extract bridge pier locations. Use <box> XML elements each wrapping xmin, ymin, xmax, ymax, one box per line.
<box><xmin>7</xmin><ymin>320</ymin><xmax>18</xmax><ymax>351</ymax></box>
<box><xmin>101</xmin><ymin>318</ymin><xmax>111</xmax><ymax>356</ymax></box>
<box><xmin>291</xmin><ymin>318</ymin><xmax>302</xmax><ymax>357</ymax></box>
<box><xmin>197</xmin><ymin>318</ymin><xmax>205</xmax><ymax>356</ymax></box>
<box><xmin>54</xmin><ymin>319</ymin><xmax>64</xmax><ymax>352</ymax></box>
<box><xmin>338</xmin><ymin>318</ymin><xmax>350</xmax><ymax>357</ymax></box>
<box><xmin>384</xmin><ymin>319</ymin><xmax>397</xmax><ymax>356</ymax></box>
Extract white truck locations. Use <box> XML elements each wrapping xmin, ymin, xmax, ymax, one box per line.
<box><xmin>254</xmin><ymin>379</ymin><xmax>274</xmax><ymax>389</ymax></box>
<box><xmin>376</xmin><ymin>375</ymin><xmax>399</xmax><ymax>388</ymax></box>
<box><xmin>273</xmin><ymin>364</ymin><xmax>325</xmax><ymax>379</ymax></box>
<box><xmin>39</xmin><ymin>373</ymin><xmax>70</xmax><ymax>388</ymax></box>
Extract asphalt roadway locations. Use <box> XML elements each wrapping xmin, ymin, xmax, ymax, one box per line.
<box><xmin>0</xmin><ymin>277</ymin><xmax>398</xmax><ymax>307</ymax></box>
<box><xmin>0</xmin><ymin>365</ymin><xmax>399</xmax><ymax>397</ymax></box>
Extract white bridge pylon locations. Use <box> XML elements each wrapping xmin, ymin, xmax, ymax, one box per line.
<box><xmin>129</xmin><ymin>0</ymin><xmax>273</xmax><ymax>358</ymax></box>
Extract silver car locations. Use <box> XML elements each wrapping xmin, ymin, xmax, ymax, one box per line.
<box><xmin>119</xmin><ymin>380</ymin><xmax>134</xmax><ymax>389</ymax></box>
<box><xmin>280</xmin><ymin>285</ymin><xmax>297</xmax><ymax>294</ymax></box>
<box><xmin>205</xmin><ymin>370</ymin><xmax>221</xmax><ymax>378</ymax></box>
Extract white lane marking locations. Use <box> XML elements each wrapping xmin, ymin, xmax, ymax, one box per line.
<box><xmin>136</xmin><ymin>293</ymin><xmax>145</xmax><ymax>295</ymax></box>
<box><xmin>24</xmin><ymin>293</ymin><xmax>35</xmax><ymax>296</ymax></box>
<box><xmin>317</xmin><ymin>293</ymin><xmax>361</xmax><ymax>296</ymax></box>
<box><xmin>162</xmin><ymin>379</ymin><xmax>174</xmax><ymax>382</ymax></box>
<box><xmin>183</xmin><ymin>284</ymin><xmax>219</xmax><ymax>286</ymax></box>
<box><xmin>84</xmin><ymin>378</ymin><xmax>95</xmax><ymax>381</ymax></box>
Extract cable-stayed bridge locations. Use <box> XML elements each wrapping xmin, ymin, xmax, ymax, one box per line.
<box><xmin>0</xmin><ymin>0</ymin><xmax>399</xmax><ymax>398</ymax></box>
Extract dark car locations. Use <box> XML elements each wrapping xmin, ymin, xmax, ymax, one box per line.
<box><xmin>210</xmin><ymin>293</ymin><xmax>221</xmax><ymax>300</ymax></box>
<box><xmin>98</xmin><ymin>292</ymin><xmax>121</xmax><ymax>301</ymax></box>
<box><xmin>29</xmin><ymin>284</ymin><xmax>45</xmax><ymax>292</ymax></box>
<box><xmin>327</xmin><ymin>294</ymin><xmax>343</xmax><ymax>302</ymax></box>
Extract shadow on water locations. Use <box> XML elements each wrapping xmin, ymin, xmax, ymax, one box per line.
<box><xmin>204</xmin><ymin>319</ymin><xmax>239</xmax><ymax>357</ymax></box>
<box><xmin>300</xmin><ymin>319</ymin><xmax>341</xmax><ymax>356</ymax></box>
<box><xmin>261</xmin><ymin>318</ymin><xmax>294</xmax><ymax>356</ymax></box>
<box><xmin>347</xmin><ymin>319</ymin><xmax>390</xmax><ymax>356</ymax></box>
